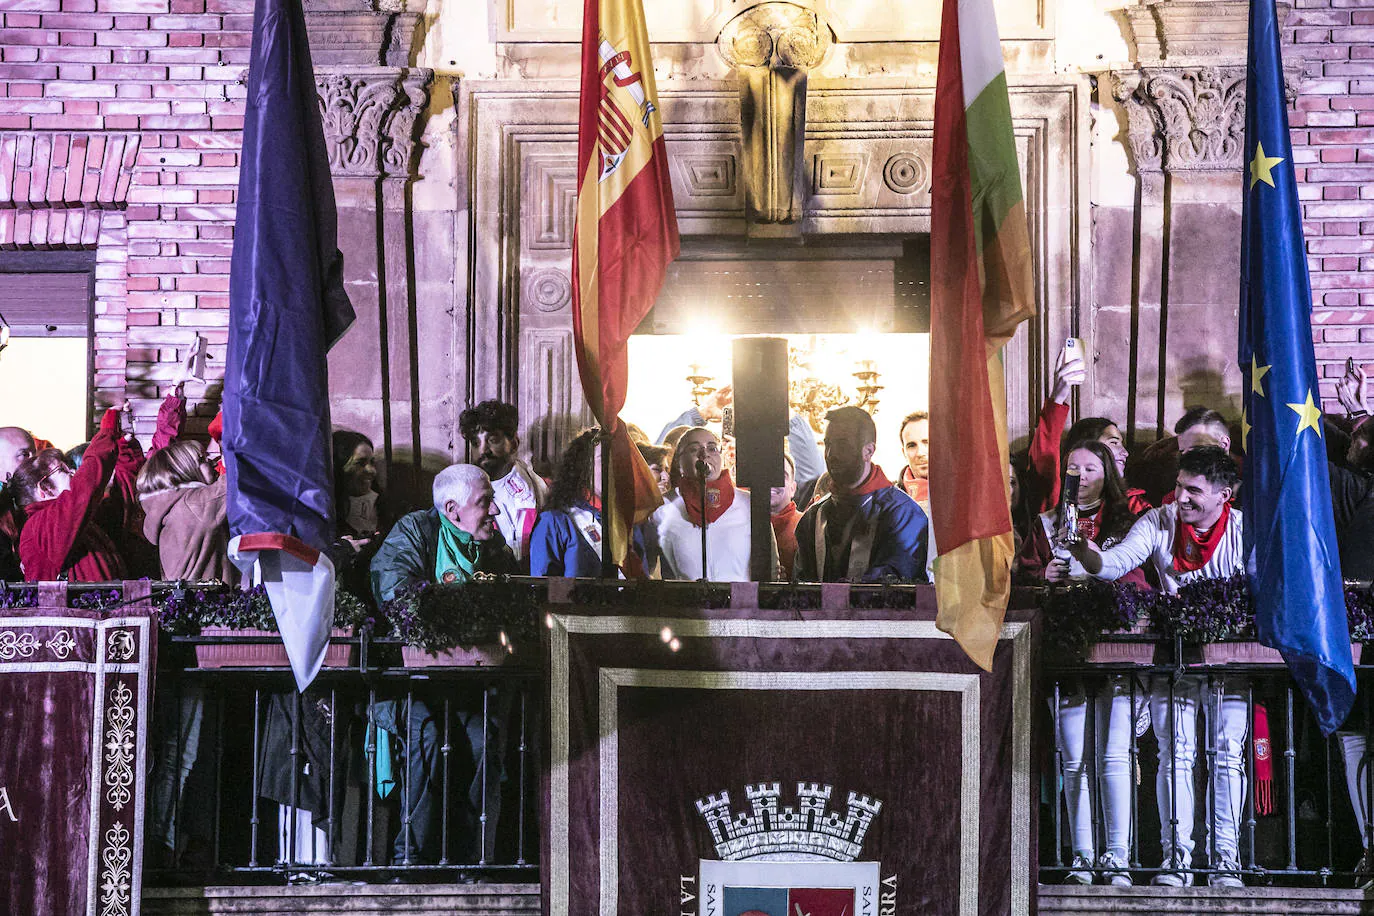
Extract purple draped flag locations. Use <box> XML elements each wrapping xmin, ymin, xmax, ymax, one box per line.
<box><xmin>225</xmin><ymin>0</ymin><xmax>354</xmax><ymax>691</ymax></box>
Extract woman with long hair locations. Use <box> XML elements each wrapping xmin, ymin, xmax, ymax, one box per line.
<box><xmin>529</xmin><ymin>428</ymin><xmax>644</xmax><ymax>576</ymax></box>
<box><xmin>1018</xmin><ymin>439</ymin><xmax>1147</xmax><ymax>888</ymax></box>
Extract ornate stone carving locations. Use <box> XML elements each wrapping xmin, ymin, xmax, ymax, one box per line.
<box><xmin>717</xmin><ymin>2</ymin><xmax>831</xmax><ymax>71</ymax></box>
<box><xmin>813</xmin><ymin>154</ymin><xmax>867</xmax><ymax>195</ymax></box>
<box><xmin>525</xmin><ymin>268</ymin><xmax>572</xmax><ymax>313</ymax></box>
<box><xmin>717</xmin><ymin>2</ymin><xmax>833</xmax><ymax>232</ymax></box>
<box><xmin>1114</xmin><ymin>67</ymin><xmax>1245</xmax><ymax>172</ymax></box>
<box><xmin>882</xmin><ymin>153</ymin><xmax>927</xmax><ymax>194</ymax></box>
<box><xmin>315</xmin><ymin>68</ymin><xmax>432</xmax><ymax>178</ymax></box>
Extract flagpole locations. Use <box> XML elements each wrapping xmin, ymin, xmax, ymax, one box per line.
<box><xmin>600</xmin><ymin>424</ymin><xmax>615</xmax><ymax>579</ymax></box>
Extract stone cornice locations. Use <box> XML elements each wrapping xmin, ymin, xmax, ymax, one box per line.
<box><xmin>315</xmin><ymin>67</ymin><xmax>433</xmax><ymax>178</ymax></box>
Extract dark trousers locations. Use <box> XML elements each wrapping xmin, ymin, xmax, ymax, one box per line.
<box><xmin>372</xmin><ymin>691</ymin><xmax>505</xmax><ymax>864</ymax></box>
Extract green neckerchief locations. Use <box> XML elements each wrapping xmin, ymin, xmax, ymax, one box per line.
<box><xmin>435</xmin><ymin>514</ymin><xmax>481</xmax><ymax>584</ymax></box>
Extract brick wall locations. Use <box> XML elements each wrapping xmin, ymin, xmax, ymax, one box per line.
<box><xmin>0</xmin><ymin>0</ymin><xmax>252</xmax><ymax>439</ymax></box>
<box><xmin>1288</xmin><ymin>0</ymin><xmax>1374</xmax><ymax>403</ymax></box>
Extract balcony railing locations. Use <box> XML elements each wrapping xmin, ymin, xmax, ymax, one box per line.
<box><xmin>145</xmin><ymin>633</ymin><xmax>542</xmax><ymax>886</ymax></box>
<box><xmin>1041</xmin><ymin>632</ymin><xmax>1374</xmax><ymax>891</ymax></box>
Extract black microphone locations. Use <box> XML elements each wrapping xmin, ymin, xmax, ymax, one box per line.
<box><xmin>695</xmin><ymin>459</ymin><xmax>710</xmax><ymax>580</ymax></box>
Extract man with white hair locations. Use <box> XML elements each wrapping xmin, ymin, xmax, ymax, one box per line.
<box><xmin>371</xmin><ymin>463</ymin><xmax>514</xmax><ymax>601</ymax></box>
<box><xmin>369</xmin><ymin>462</ymin><xmax>516</xmax><ymax>865</ymax></box>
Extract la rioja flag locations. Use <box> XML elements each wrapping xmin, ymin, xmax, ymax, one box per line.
<box><xmin>930</xmin><ymin>0</ymin><xmax>1037</xmax><ymax>669</ymax></box>
<box><xmin>571</xmin><ymin>0</ymin><xmax>679</xmax><ymax>568</ymax></box>
<box><xmin>225</xmin><ymin>0</ymin><xmax>355</xmax><ymax>691</ymax></box>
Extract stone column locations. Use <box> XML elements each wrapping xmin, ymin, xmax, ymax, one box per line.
<box><xmin>305</xmin><ymin>0</ymin><xmax>434</xmax><ymax>505</ymax></box>
<box><xmin>1104</xmin><ymin>0</ymin><xmax>1299</xmax><ymax>442</ymax></box>
<box><xmin>717</xmin><ymin>2</ymin><xmax>831</xmax><ymax>237</ymax></box>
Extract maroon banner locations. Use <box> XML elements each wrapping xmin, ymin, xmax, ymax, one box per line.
<box><xmin>544</xmin><ymin>585</ymin><xmax>1039</xmax><ymax>916</ymax></box>
<box><xmin>0</xmin><ymin>582</ymin><xmax>158</xmax><ymax>916</ymax></box>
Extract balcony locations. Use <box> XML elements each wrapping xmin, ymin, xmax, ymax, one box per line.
<box><xmin>9</xmin><ymin>579</ymin><xmax>1374</xmax><ymax>914</ymax></box>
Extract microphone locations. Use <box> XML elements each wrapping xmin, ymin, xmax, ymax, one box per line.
<box><xmin>1056</xmin><ymin>468</ymin><xmax>1082</xmax><ymax>549</ymax></box>
<box><xmin>695</xmin><ymin>458</ymin><xmax>710</xmax><ymax>580</ymax></box>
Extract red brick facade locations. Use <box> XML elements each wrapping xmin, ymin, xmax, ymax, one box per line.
<box><xmin>0</xmin><ymin>0</ymin><xmax>251</xmax><ymax>438</ymax></box>
<box><xmin>1288</xmin><ymin>0</ymin><xmax>1374</xmax><ymax>394</ymax></box>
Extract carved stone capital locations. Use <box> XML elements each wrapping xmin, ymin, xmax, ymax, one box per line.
<box><xmin>717</xmin><ymin>2</ymin><xmax>832</xmax><ymax>73</ymax></box>
<box><xmin>316</xmin><ymin>67</ymin><xmax>433</xmax><ymax>178</ymax></box>
<box><xmin>1113</xmin><ymin>66</ymin><xmax>1248</xmax><ymax>173</ymax></box>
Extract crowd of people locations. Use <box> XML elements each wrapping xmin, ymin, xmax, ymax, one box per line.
<box><xmin>6</xmin><ymin>350</ymin><xmax>1374</xmax><ymax>880</ymax></box>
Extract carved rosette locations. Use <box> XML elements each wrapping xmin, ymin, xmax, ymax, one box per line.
<box><xmin>315</xmin><ymin>67</ymin><xmax>433</xmax><ymax>178</ymax></box>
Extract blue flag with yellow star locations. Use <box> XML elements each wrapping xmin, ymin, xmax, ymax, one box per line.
<box><xmin>1239</xmin><ymin>0</ymin><xmax>1354</xmax><ymax>735</ymax></box>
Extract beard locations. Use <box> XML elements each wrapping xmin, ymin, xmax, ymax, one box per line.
<box><xmin>478</xmin><ymin>454</ymin><xmax>511</xmax><ymax>478</ymax></box>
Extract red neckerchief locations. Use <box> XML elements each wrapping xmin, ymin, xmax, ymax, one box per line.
<box><xmin>833</xmin><ymin>464</ymin><xmax>893</xmax><ymax>500</ymax></box>
<box><xmin>771</xmin><ymin>500</ymin><xmax>801</xmax><ymax>527</ymax></box>
<box><xmin>1126</xmin><ymin>488</ymin><xmax>1153</xmax><ymax>514</ymax></box>
<box><xmin>583</xmin><ymin>491</ymin><xmax>602</xmax><ymax>511</ymax></box>
<box><xmin>680</xmin><ymin>469</ymin><xmax>736</xmax><ymax>526</ymax></box>
<box><xmin>900</xmin><ymin>467</ymin><xmax>929</xmax><ymax>502</ymax></box>
<box><xmin>1172</xmin><ymin>501</ymin><xmax>1231</xmax><ymax>573</ymax></box>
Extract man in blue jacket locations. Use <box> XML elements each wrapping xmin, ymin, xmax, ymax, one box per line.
<box><xmin>793</xmin><ymin>406</ymin><xmax>929</xmax><ymax>583</ymax></box>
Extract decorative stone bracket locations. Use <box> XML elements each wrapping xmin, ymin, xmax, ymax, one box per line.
<box><xmin>316</xmin><ymin>67</ymin><xmax>433</xmax><ymax>179</ymax></box>
<box><xmin>717</xmin><ymin>1</ymin><xmax>832</xmax><ymax>233</ymax></box>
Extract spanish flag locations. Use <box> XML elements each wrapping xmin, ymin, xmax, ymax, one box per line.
<box><xmin>572</xmin><ymin>0</ymin><xmax>679</xmax><ymax>567</ymax></box>
<box><xmin>930</xmin><ymin>0</ymin><xmax>1036</xmax><ymax>669</ymax></box>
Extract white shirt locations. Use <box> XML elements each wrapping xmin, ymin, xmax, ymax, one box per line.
<box><xmin>491</xmin><ymin>462</ymin><xmax>544</xmax><ymax>561</ymax></box>
<box><xmin>1093</xmin><ymin>502</ymin><xmax>1245</xmax><ymax>593</ymax></box>
<box><xmin>655</xmin><ymin>489</ymin><xmax>757</xmax><ymax>583</ymax></box>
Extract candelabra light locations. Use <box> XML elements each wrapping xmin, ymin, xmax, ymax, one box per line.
<box><xmin>686</xmin><ymin>363</ymin><xmax>716</xmax><ymax>406</ymax></box>
<box><xmin>853</xmin><ymin>359</ymin><xmax>883</xmax><ymax>414</ymax></box>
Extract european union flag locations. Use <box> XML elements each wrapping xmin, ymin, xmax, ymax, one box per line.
<box><xmin>1238</xmin><ymin>0</ymin><xmax>1354</xmax><ymax>735</ymax></box>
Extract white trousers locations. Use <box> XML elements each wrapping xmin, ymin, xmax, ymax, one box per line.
<box><xmin>278</xmin><ymin>805</ymin><xmax>330</xmax><ymax>866</ymax></box>
<box><xmin>1053</xmin><ymin>679</ymin><xmax>1140</xmax><ymax>861</ymax></box>
<box><xmin>1338</xmin><ymin>732</ymin><xmax>1371</xmax><ymax>848</ymax></box>
<box><xmin>1150</xmin><ymin>676</ymin><xmax>1249</xmax><ymax>866</ymax></box>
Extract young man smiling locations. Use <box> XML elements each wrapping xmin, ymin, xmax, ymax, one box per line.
<box><xmin>1069</xmin><ymin>446</ymin><xmax>1248</xmax><ymax>888</ymax></box>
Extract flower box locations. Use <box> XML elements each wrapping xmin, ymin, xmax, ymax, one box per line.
<box><xmin>401</xmin><ymin>643</ymin><xmax>510</xmax><ymax>668</ymax></box>
<box><xmin>1199</xmin><ymin>641</ymin><xmax>1362</xmax><ymax>666</ymax></box>
<box><xmin>195</xmin><ymin>627</ymin><xmax>356</xmax><ymax>669</ymax></box>
<box><xmin>1085</xmin><ymin>618</ymin><xmax>1155</xmax><ymax>665</ymax></box>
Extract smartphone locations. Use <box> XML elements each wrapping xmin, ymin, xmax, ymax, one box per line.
<box><xmin>721</xmin><ymin>405</ymin><xmax>735</xmax><ymax>440</ymax></box>
<box><xmin>189</xmin><ymin>334</ymin><xmax>208</xmax><ymax>381</ymax></box>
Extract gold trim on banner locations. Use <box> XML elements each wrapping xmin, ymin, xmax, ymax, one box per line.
<box><xmin>547</xmin><ymin>614</ymin><xmax>1034</xmax><ymax>916</ymax></box>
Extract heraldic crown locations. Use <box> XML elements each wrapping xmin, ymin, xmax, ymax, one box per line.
<box><xmin>695</xmin><ymin>782</ymin><xmax>883</xmax><ymax>862</ymax></box>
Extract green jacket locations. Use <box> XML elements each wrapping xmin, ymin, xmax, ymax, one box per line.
<box><xmin>370</xmin><ymin>508</ymin><xmax>517</xmax><ymax>604</ymax></box>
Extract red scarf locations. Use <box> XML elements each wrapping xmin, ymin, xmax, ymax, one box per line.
<box><xmin>833</xmin><ymin>464</ymin><xmax>894</xmax><ymax>500</ymax></box>
<box><xmin>900</xmin><ymin>467</ymin><xmax>929</xmax><ymax>502</ymax></box>
<box><xmin>680</xmin><ymin>469</ymin><xmax>736</xmax><ymax>526</ymax></box>
<box><xmin>1172</xmin><ymin>502</ymin><xmax>1231</xmax><ymax>573</ymax></box>
<box><xmin>1126</xmin><ymin>488</ymin><xmax>1153</xmax><ymax>514</ymax></box>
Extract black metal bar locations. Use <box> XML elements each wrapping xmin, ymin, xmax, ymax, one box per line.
<box><xmin>364</xmin><ymin>689</ymin><xmax>376</xmax><ymax>868</ymax></box>
<box><xmin>403</xmin><ymin>687</ymin><xmax>414</xmax><ymax>865</ymax></box>
<box><xmin>1167</xmin><ymin>672</ymin><xmax>1180</xmax><ymax>869</ymax></box>
<box><xmin>289</xmin><ymin>689</ymin><xmax>302</xmax><ymax>869</ymax></box>
<box><xmin>1286</xmin><ymin>684</ymin><xmax>1298</xmax><ymax>871</ymax></box>
<box><xmin>440</xmin><ymin>695</ymin><xmax>452</xmax><ymax>866</ymax></box>
<box><xmin>172</xmin><ymin>673</ymin><xmax>184</xmax><ymax>867</ymax></box>
<box><xmin>249</xmin><ymin>687</ymin><xmax>261</xmax><ymax>868</ymax></box>
<box><xmin>1246</xmin><ymin>683</ymin><xmax>1258</xmax><ymax>870</ymax></box>
<box><xmin>1205</xmin><ymin>676</ymin><xmax>1217</xmax><ymax>875</ymax></box>
<box><xmin>1129</xmin><ymin>675</ymin><xmax>1140</xmax><ymax>869</ymax></box>
<box><xmin>480</xmin><ymin>684</ymin><xmax>491</xmax><ymax>866</ymax></box>
<box><xmin>1325</xmin><ymin>724</ymin><xmax>1334</xmax><ymax>880</ymax></box>
<box><xmin>518</xmin><ymin>685</ymin><xmax>528</xmax><ymax>866</ymax></box>
<box><xmin>1052</xmin><ymin>678</ymin><xmax>1063</xmax><ymax>868</ymax></box>
<box><xmin>327</xmin><ymin>687</ymin><xmax>337</xmax><ymax>867</ymax></box>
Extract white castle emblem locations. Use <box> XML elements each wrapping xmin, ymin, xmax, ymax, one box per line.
<box><xmin>695</xmin><ymin>782</ymin><xmax>883</xmax><ymax>862</ymax></box>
